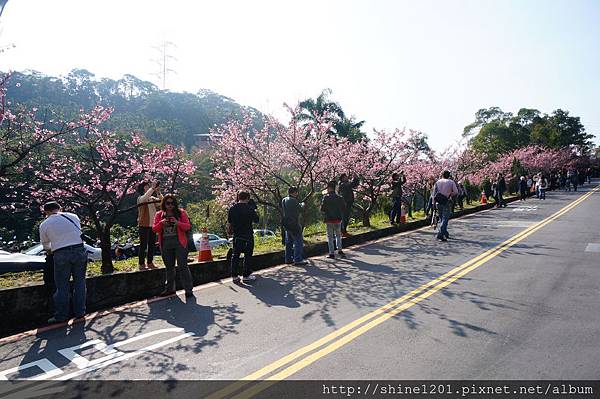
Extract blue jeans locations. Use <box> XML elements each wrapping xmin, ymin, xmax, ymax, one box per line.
<box><xmin>437</xmin><ymin>203</ymin><xmax>451</xmax><ymax>239</ymax></box>
<box><xmin>53</xmin><ymin>246</ymin><xmax>87</xmax><ymax>321</ymax></box>
<box><xmin>285</xmin><ymin>230</ymin><xmax>304</xmax><ymax>263</ymax></box>
<box><xmin>389</xmin><ymin>196</ymin><xmax>402</xmax><ymax>223</ymax></box>
<box><xmin>326</xmin><ymin>222</ymin><xmax>343</xmax><ymax>255</ymax></box>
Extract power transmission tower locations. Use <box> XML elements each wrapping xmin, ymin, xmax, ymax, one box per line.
<box><xmin>151</xmin><ymin>40</ymin><xmax>177</xmax><ymax>90</ymax></box>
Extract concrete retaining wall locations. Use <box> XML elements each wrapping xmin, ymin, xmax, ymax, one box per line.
<box><xmin>0</xmin><ymin>201</ymin><xmax>504</xmax><ymax>338</ymax></box>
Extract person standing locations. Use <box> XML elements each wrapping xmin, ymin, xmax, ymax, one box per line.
<box><xmin>137</xmin><ymin>181</ymin><xmax>162</xmax><ymax>271</ymax></box>
<box><xmin>496</xmin><ymin>173</ymin><xmax>507</xmax><ymax>208</ymax></box>
<box><xmin>539</xmin><ymin>175</ymin><xmax>548</xmax><ymax>200</ymax></box>
<box><xmin>227</xmin><ymin>192</ymin><xmax>260</xmax><ymax>283</ymax></box>
<box><xmin>571</xmin><ymin>170</ymin><xmax>578</xmax><ymax>192</ymax></box>
<box><xmin>321</xmin><ymin>181</ymin><xmax>347</xmax><ymax>259</ymax></box>
<box><xmin>282</xmin><ymin>187</ymin><xmax>307</xmax><ymax>266</ymax></box>
<box><xmin>433</xmin><ymin>171</ymin><xmax>459</xmax><ymax>242</ymax></box>
<box><xmin>39</xmin><ymin>201</ymin><xmax>88</xmax><ymax>323</ymax></box>
<box><xmin>519</xmin><ymin>176</ymin><xmax>528</xmax><ymax>201</ymax></box>
<box><xmin>456</xmin><ymin>181</ymin><xmax>466</xmax><ymax>210</ymax></box>
<box><xmin>337</xmin><ymin>174</ymin><xmax>360</xmax><ymax>237</ymax></box>
<box><xmin>389</xmin><ymin>171</ymin><xmax>407</xmax><ymax>225</ymax></box>
<box><xmin>152</xmin><ymin>194</ymin><xmax>194</xmax><ymax>297</ymax></box>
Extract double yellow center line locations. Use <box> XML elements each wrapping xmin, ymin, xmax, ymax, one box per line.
<box><xmin>208</xmin><ymin>187</ymin><xmax>598</xmax><ymax>399</ymax></box>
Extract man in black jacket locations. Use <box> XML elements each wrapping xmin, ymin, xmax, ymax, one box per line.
<box><xmin>227</xmin><ymin>191</ymin><xmax>260</xmax><ymax>283</ymax></box>
<box><xmin>337</xmin><ymin>174</ymin><xmax>359</xmax><ymax>237</ymax></box>
<box><xmin>321</xmin><ymin>181</ymin><xmax>347</xmax><ymax>259</ymax></box>
<box><xmin>496</xmin><ymin>173</ymin><xmax>507</xmax><ymax>208</ymax></box>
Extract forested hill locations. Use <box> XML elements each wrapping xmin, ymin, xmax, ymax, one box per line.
<box><xmin>2</xmin><ymin>69</ymin><xmax>263</xmax><ymax>149</ymax></box>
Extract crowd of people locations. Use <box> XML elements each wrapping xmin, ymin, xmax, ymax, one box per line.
<box><xmin>37</xmin><ymin>166</ymin><xmax>595</xmax><ymax>324</ymax></box>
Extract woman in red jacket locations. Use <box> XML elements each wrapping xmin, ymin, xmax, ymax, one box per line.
<box><xmin>152</xmin><ymin>194</ymin><xmax>194</xmax><ymax>297</ymax></box>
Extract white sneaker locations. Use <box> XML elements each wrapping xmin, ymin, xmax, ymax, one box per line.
<box><xmin>242</xmin><ymin>275</ymin><xmax>257</xmax><ymax>283</ymax></box>
<box><xmin>232</xmin><ymin>276</ymin><xmax>241</xmax><ymax>283</ymax></box>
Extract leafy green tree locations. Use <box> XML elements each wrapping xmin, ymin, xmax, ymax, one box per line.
<box><xmin>296</xmin><ymin>88</ymin><xmax>366</xmax><ymax>142</ymax></box>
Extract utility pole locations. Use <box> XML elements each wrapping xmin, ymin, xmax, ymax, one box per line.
<box><xmin>151</xmin><ymin>40</ymin><xmax>177</xmax><ymax>90</ymax></box>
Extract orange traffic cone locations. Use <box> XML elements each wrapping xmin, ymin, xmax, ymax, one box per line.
<box><xmin>400</xmin><ymin>204</ymin><xmax>407</xmax><ymax>223</ymax></box>
<box><xmin>480</xmin><ymin>191</ymin><xmax>487</xmax><ymax>204</ymax></box>
<box><xmin>197</xmin><ymin>227</ymin><xmax>213</xmax><ymax>262</ymax></box>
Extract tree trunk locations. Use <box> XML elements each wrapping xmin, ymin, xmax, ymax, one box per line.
<box><xmin>100</xmin><ymin>228</ymin><xmax>114</xmax><ymax>274</ymax></box>
<box><xmin>361</xmin><ymin>210</ymin><xmax>371</xmax><ymax>227</ymax></box>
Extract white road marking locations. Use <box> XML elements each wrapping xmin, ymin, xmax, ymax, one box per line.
<box><xmin>584</xmin><ymin>243</ymin><xmax>600</xmax><ymax>253</ymax></box>
<box><xmin>512</xmin><ymin>206</ymin><xmax>538</xmax><ymax>212</ymax></box>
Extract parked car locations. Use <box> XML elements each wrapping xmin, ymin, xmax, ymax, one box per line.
<box><xmin>192</xmin><ymin>233</ymin><xmax>230</xmax><ymax>251</ymax></box>
<box><xmin>23</xmin><ymin>243</ymin><xmax>102</xmax><ymax>262</ymax></box>
<box><xmin>0</xmin><ymin>252</ymin><xmax>46</xmax><ymax>274</ymax></box>
<box><xmin>228</xmin><ymin>229</ymin><xmax>277</xmax><ymax>244</ymax></box>
<box><xmin>254</xmin><ymin>229</ymin><xmax>276</xmax><ymax>238</ymax></box>
<box><xmin>0</xmin><ymin>250</ymin><xmax>10</xmax><ymax>255</ymax></box>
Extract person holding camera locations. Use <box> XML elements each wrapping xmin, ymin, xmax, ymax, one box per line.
<box><xmin>39</xmin><ymin>201</ymin><xmax>88</xmax><ymax>323</ymax></box>
<box><xmin>137</xmin><ymin>181</ymin><xmax>162</xmax><ymax>271</ymax></box>
<box><xmin>282</xmin><ymin>187</ymin><xmax>307</xmax><ymax>266</ymax></box>
<box><xmin>389</xmin><ymin>171</ymin><xmax>407</xmax><ymax>225</ymax></box>
<box><xmin>152</xmin><ymin>194</ymin><xmax>194</xmax><ymax>297</ymax></box>
<box><xmin>227</xmin><ymin>191</ymin><xmax>260</xmax><ymax>283</ymax></box>
<box><xmin>337</xmin><ymin>173</ymin><xmax>360</xmax><ymax>237</ymax></box>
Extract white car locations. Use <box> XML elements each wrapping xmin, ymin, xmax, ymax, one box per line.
<box><xmin>23</xmin><ymin>243</ymin><xmax>102</xmax><ymax>262</ymax></box>
<box><xmin>0</xmin><ymin>250</ymin><xmax>10</xmax><ymax>255</ymax></box>
<box><xmin>254</xmin><ymin>229</ymin><xmax>276</xmax><ymax>238</ymax></box>
<box><xmin>192</xmin><ymin>233</ymin><xmax>230</xmax><ymax>251</ymax></box>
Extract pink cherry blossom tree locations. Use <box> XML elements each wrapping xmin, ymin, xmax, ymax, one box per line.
<box><xmin>29</xmin><ymin>107</ymin><xmax>195</xmax><ymax>273</ymax></box>
<box><xmin>211</xmin><ymin>106</ymin><xmax>339</xmax><ymax>217</ymax></box>
<box><xmin>0</xmin><ymin>73</ymin><xmax>94</xmax><ymax>180</ymax></box>
<box><xmin>349</xmin><ymin>128</ymin><xmax>417</xmax><ymax>226</ymax></box>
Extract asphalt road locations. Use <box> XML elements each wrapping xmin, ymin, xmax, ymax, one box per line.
<box><xmin>1</xmin><ymin>182</ymin><xmax>599</xmax><ymax>396</ymax></box>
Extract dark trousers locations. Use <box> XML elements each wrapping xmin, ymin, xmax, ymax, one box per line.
<box><xmin>496</xmin><ymin>190</ymin><xmax>505</xmax><ymax>207</ymax></box>
<box><xmin>456</xmin><ymin>195</ymin><xmax>464</xmax><ymax>210</ymax></box>
<box><xmin>520</xmin><ymin>189</ymin><xmax>527</xmax><ymax>200</ymax></box>
<box><xmin>53</xmin><ymin>247</ymin><xmax>87</xmax><ymax>321</ymax></box>
<box><xmin>161</xmin><ymin>244</ymin><xmax>193</xmax><ymax>294</ymax></box>
<box><xmin>390</xmin><ymin>196</ymin><xmax>402</xmax><ymax>223</ymax></box>
<box><xmin>341</xmin><ymin>200</ymin><xmax>353</xmax><ymax>233</ymax></box>
<box><xmin>231</xmin><ymin>237</ymin><xmax>254</xmax><ymax>277</ymax></box>
<box><xmin>138</xmin><ymin>226</ymin><xmax>156</xmax><ymax>265</ymax></box>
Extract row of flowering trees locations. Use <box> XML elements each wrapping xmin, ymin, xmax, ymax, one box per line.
<box><xmin>211</xmin><ymin>107</ymin><xmax>588</xmax><ymax>227</ymax></box>
<box><xmin>2</xmin><ymin>69</ymin><xmax>591</xmax><ymax>272</ymax></box>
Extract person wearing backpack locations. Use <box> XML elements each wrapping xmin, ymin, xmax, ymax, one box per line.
<box><xmin>39</xmin><ymin>201</ymin><xmax>88</xmax><ymax>323</ymax></box>
<box><xmin>282</xmin><ymin>187</ymin><xmax>307</xmax><ymax>266</ymax></box>
<box><xmin>433</xmin><ymin>171</ymin><xmax>459</xmax><ymax>242</ymax></box>
<box><xmin>321</xmin><ymin>181</ymin><xmax>347</xmax><ymax>259</ymax></box>
<box><xmin>337</xmin><ymin>173</ymin><xmax>360</xmax><ymax>237</ymax></box>
<box><xmin>227</xmin><ymin>191</ymin><xmax>260</xmax><ymax>283</ymax></box>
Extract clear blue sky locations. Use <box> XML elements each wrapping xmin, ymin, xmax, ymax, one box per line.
<box><xmin>1</xmin><ymin>0</ymin><xmax>599</xmax><ymax>150</ymax></box>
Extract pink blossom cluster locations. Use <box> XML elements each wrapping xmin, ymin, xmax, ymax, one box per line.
<box><xmin>211</xmin><ymin>105</ymin><xmax>588</xmax><ymax>225</ymax></box>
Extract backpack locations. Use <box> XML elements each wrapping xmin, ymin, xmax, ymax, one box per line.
<box><xmin>433</xmin><ymin>182</ymin><xmax>448</xmax><ymax>205</ymax></box>
<box><xmin>434</xmin><ymin>192</ymin><xmax>448</xmax><ymax>206</ymax></box>
<box><xmin>281</xmin><ymin>199</ymin><xmax>300</xmax><ymax>233</ymax></box>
